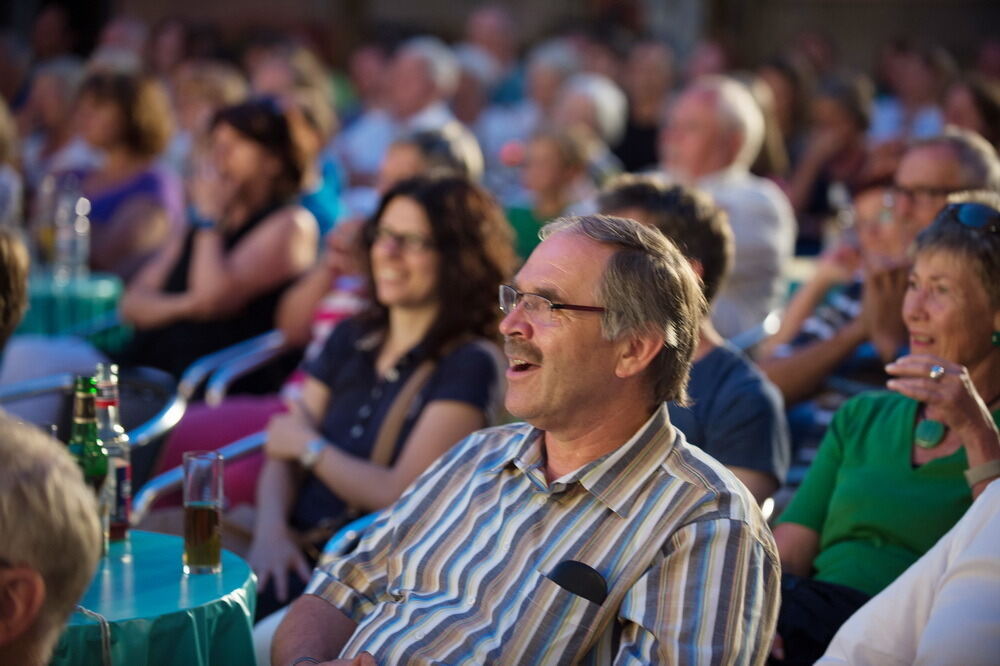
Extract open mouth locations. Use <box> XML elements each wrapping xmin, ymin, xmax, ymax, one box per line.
<box><xmin>376</xmin><ymin>268</ymin><xmax>405</xmax><ymax>281</ymax></box>
<box><xmin>507</xmin><ymin>359</ymin><xmax>540</xmax><ymax>375</ymax></box>
<box><xmin>909</xmin><ymin>334</ymin><xmax>934</xmax><ymax>348</ymax></box>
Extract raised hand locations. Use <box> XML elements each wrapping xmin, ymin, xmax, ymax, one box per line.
<box><xmin>861</xmin><ymin>261</ymin><xmax>909</xmax><ymax>361</ymax></box>
<box><xmin>886</xmin><ymin>354</ymin><xmax>998</xmax><ymax>437</ymax></box>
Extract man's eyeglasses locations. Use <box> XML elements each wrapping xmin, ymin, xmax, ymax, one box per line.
<box><xmin>944</xmin><ymin>202</ymin><xmax>1000</xmax><ymax>233</ymax></box>
<box><xmin>888</xmin><ymin>184</ymin><xmax>957</xmax><ymax>208</ymax></box>
<box><xmin>499</xmin><ymin>284</ymin><xmax>605</xmax><ymax>325</ymax></box>
<box><xmin>371</xmin><ymin>227</ymin><xmax>436</xmax><ymax>253</ymax></box>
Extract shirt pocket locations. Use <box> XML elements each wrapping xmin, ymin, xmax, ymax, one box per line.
<box><xmin>500</xmin><ymin>572</ymin><xmax>606</xmax><ymax>666</ymax></box>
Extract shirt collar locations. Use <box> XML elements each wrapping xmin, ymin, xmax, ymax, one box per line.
<box><xmin>486</xmin><ymin>426</ymin><xmax>544</xmax><ymax>476</ymax></box>
<box><xmin>401</xmin><ymin>101</ymin><xmax>455</xmax><ymax>131</ymax></box>
<box><xmin>486</xmin><ymin>405</ymin><xmax>677</xmax><ymax>517</ymax></box>
<box><xmin>696</xmin><ymin>164</ymin><xmax>749</xmax><ymax>188</ymax></box>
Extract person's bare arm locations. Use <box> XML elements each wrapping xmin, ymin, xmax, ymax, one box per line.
<box><xmin>90</xmin><ymin>197</ymin><xmax>172</xmax><ymax>280</ymax></box>
<box><xmin>185</xmin><ymin>207</ymin><xmax>318</xmax><ymax>320</ymax></box>
<box><xmin>759</xmin><ymin>317</ymin><xmax>868</xmax><ymax>404</ymax></box>
<box><xmin>272</xmin><ymin>594</ymin><xmax>358</xmax><ymax>666</ymax></box>
<box><xmin>314</xmin><ymin>401</ymin><xmax>484</xmax><ymax>511</ymax></box>
<box><xmin>276</xmin><ymin>263</ymin><xmax>337</xmax><ymax>347</ymax></box>
<box><xmin>266</xmin><ymin>397</ymin><xmax>485</xmax><ymax>512</ymax></box>
<box><xmin>277</xmin><ymin>219</ymin><xmax>365</xmax><ymax>346</ymax></box>
<box><xmin>861</xmin><ymin>264</ymin><xmax>909</xmax><ymax>363</ymax></box>
<box><xmin>773</xmin><ymin>522</ymin><xmax>821</xmax><ymax>577</ymax></box>
<box><xmin>787</xmin><ymin>139</ymin><xmax>832</xmax><ymax>215</ymax></box>
<box><xmin>248</xmin><ymin>380</ymin><xmax>330</xmax><ymax>601</ymax></box>
<box><xmin>119</xmin><ymin>229</ymin><xmax>197</xmax><ymax>329</ymax></box>
<box><xmin>760</xmin><ymin>245</ymin><xmax>859</xmax><ymax>355</ymax></box>
<box><xmin>248</xmin><ymin>459</ymin><xmax>311</xmax><ymax>602</ymax></box>
<box><xmin>728</xmin><ymin>466</ymin><xmax>779</xmax><ymax>505</ymax></box>
<box><xmin>759</xmin><ymin>279</ymin><xmax>829</xmax><ymax>356</ymax></box>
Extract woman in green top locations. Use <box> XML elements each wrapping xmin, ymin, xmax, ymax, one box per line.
<box><xmin>771</xmin><ymin>197</ymin><xmax>1000</xmax><ymax>665</ymax></box>
<box><xmin>506</xmin><ymin>128</ymin><xmax>595</xmax><ymax>261</ymax></box>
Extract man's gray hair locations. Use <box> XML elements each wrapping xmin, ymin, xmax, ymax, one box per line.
<box><xmin>912</xmin><ymin>126</ymin><xmax>1000</xmax><ymax>192</ymax></box>
<box><xmin>394</xmin><ymin>122</ymin><xmax>485</xmax><ymax>182</ymax></box>
<box><xmin>0</xmin><ymin>415</ymin><xmax>101</xmax><ymax>657</ymax></box>
<box><xmin>540</xmin><ymin>215</ymin><xmax>705</xmax><ymax>406</ymax></box>
<box><xmin>526</xmin><ymin>39</ymin><xmax>580</xmax><ymax>78</ymax></box>
<box><xmin>560</xmin><ymin>73</ymin><xmax>628</xmax><ymax>146</ymax></box>
<box><xmin>400</xmin><ymin>36</ymin><xmax>461</xmax><ymax>98</ymax></box>
<box><xmin>454</xmin><ymin>43</ymin><xmax>501</xmax><ymax>90</ymax></box>
<box><xmin>690</xmin><ymin>75</ymin><xmax>765</xmax><ymax>170</ymax></box>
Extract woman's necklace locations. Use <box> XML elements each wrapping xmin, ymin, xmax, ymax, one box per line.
<box><xmin>915</xmin><ymin>390</ymin><xmax>1000</xmax><ymax>449</ymax></box>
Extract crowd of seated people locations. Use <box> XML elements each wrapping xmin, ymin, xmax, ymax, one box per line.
<box><xmin>760</xmin><ymin>128</ymin><xmax>1000</xmax><ymax>405</ymax></box>
<box><xmin>0</xmin><ymin>4</ymin><xmax>999</xmax><ymax>663</ymax></box>
<box><xmin>597</xmin><ymin>174</ymin><xmax>791</xmax><ymax>505</ymax></box>
<box><xmin>773</xmin><ymin>193</ymin><xmax>1000</xmax><ymax>664</ymax></box>
<box><xmin>117</xmin><ymin>98</ymin><xmax>318</xmax><ymax>382</ymax></box>
<box><xmin>147</xmin><ymin>122</ymin><xmax>488</xmax><ymax>512</ymax></box>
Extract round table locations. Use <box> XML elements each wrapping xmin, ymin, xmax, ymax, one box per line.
<box><xmin>50</xmin><ymin>530</ymin><xmax>257</xmax><ymax>666</ymax></box>
<box><xmin>17</xmin><ymin>271</ymin><xmax>131</xmax><ymax>352</ymax></box>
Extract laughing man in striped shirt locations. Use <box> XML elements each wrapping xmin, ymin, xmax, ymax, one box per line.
<box><xmin>273</xmin><ymin>215</ymin><xmax>780</xmax><ymax>665</ymax></box>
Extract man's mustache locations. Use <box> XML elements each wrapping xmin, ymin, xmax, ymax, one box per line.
<box><xmin>504</xmin><ymin>338</ymin><xmax>543</xmax><ymax>365</ymax></box>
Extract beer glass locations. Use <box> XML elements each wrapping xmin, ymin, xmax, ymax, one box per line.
<box><xmin>182</xmin><ymin>451</ymin><xmax>223</xmax><ymax>574</ymax></box>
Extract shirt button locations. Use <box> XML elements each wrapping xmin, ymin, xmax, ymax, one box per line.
<box><xmin>371</xmin><ymin>387</ymin><xmax>382</xmax><ymax>399</ymax></box>
<box><xmin>385</xmin><ymin>368</ymin><xmax>400</xmax><ymax>382</ymax></box>
<box><xmin>534</xmin><ymin>495</ymin><xmax>546</xmax><ymax>505</ymax></box>
<box><xmin>358</xmin><ymin>404</ymin><xmax>371</xmax><ymax>418</ymax></box>
<box><xmin>350</xmin><ymin>424</ymin><xmax>364</xmax><ymax>438</ymax></box>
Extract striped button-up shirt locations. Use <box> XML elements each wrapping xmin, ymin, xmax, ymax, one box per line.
<box><xmin>306</xmin><ymin>405</ymin><xmax>780</xmax><ymax>664</ymax></box>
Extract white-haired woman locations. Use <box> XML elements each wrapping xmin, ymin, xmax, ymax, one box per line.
<box><xmin>771</xmin><ymin>197</ymin><xmax>1000</xmax><ymax>665</ymax></box>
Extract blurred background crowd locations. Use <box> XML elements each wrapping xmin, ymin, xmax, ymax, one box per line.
<box><xmin>1</xmin><ymin>0</ymin><xmax>998</xmax><ymax>243</ymax></box>
<box><xmin>1</xmin><ymin>1</ymin><xmax>1000</xmax><ymax>663</ymax></box>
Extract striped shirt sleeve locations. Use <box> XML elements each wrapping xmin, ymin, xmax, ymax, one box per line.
<box><xmin>615</xmin><ymin>516</ymin><xmax>780</xmax><ymax>665</ymax></box>
<box><xmin>307</xmin><ymin>510</ymin><xmax>397</xmax><ymax>620</ymax></box>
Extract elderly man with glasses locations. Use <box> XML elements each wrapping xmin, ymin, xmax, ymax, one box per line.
<box><xmin>272</xmin><ymin>215</ymin><xmax>779</xmax><ymax>666</ymax></box>
<box><xmin>760</xmin><ymin>127</ymin><xmax>1000</xmax><ymax>405</ymax></box>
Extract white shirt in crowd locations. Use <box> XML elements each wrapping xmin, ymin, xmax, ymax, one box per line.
<box><xmin>333</xmin><ymin>101</ymin><xmax>459</xmax><ymax>217</ymax></box>
<box><xmin>695</xmin><ymin>166</ymin><xmax>795</xmax><ymax>339</ymax></box>
<box><xmin>819</xmin><ymin>478</ymin><xmax>1000</xmax><ymax>666</ymax></box>
<box><xmin>20</xmin><ymin>134</ymin><xmax>102</xmax><ymax>191</ymax></box>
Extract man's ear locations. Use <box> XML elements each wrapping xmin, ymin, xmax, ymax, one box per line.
<box><xmin>724</xmin><ymin>129</ymin><xmax>744</xmax><ymax>166</ymax></box>
<box><xmin>614</xmin><ymin>328</ymin><xmax>663</xmax><ymax>380</ymax></box>
<box><xmin>0</xmin><ymin>568</ymin><xmax>46</xmax><ymax>645</ymax></box>
<box><xmin>687</xmin><ymin>258</ymin><xmax>704</xmax><ymax>281</ymax></box>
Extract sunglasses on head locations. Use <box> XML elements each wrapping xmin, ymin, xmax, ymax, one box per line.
<box><xmin>944</xmin><ymin>202</ymin><xmax>1000</xmax><ymax>233</ymax></box>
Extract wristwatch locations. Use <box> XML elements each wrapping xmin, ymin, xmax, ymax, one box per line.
<box><xmin>299</xmin><ymin>438</ymin><xmax>326</xmax><ymax>471</ymax></box>
<box><xmin>187</xmin><ymin>204</ymin><xmax>217</xmax><ymax>231</ymax></box>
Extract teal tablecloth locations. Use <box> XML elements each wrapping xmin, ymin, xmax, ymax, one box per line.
<box><xmin>17</xmin><ymin>271</ymin><xmax>130</xmax><ymax>352</ymax></box>
<box><xmin>50</xmin><ymin>530</ymin><xmax>257</xmax><ymax>666</ymax></box>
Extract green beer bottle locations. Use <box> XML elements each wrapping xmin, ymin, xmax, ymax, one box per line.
<box><xmin>68</xmin><ymin>376</ymin><xmax>110</xmax><ymax>494</ymax></box>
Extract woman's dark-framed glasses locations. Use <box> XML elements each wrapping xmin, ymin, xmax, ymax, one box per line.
<box><xmin>944</xmin><ymin>202</ymin><xmax>1000</xmax><ymax>233</ymax></box>
<box><xmin>499</xmin><ymin>284</ymin><xmax>605</xmax><ymax>325</ymax></box>
<box><xmin>372</xmin><ymin>227</ymin><xmax>436</xmax><ymax>252</ymax></box>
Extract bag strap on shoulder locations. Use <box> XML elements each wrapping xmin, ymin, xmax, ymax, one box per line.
<box><xmin>367</xmin><ymin>359</ymin><xmax>437</xmax><ymax>467</ymax></box>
